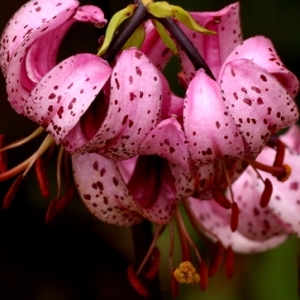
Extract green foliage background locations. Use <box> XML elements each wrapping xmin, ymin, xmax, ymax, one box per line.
<box><xmin>0</xmin><ymin>0</ymin><xmax>300</xmax><ymax>299</ymax></box>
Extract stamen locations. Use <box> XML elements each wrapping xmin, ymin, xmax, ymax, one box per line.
<box><xmin>35</xmin><ymin>157</ymin><xmax>49</xmax><ymax>198</ymax></box>
<box><xmin>127</xmin><ymin>265</ymin><xmax>149</xmax><ymax>298</ymax></box>
<box><xmin>222</xmin><ymin>161</ymin><xmax>240</xmax><ymax>232</ymax></box>
<box><xmin>0</xmin><ymin>135</ymin><xmax>7</xmax><ymax>173</ymax></box>
<box><xmin>145</xmin><ymin>247</ymin><xmax>160</xmax><ymax>280</ymax></box>
<box><xmin>2</xmin><ymin>175</ymin><xmax>23</xmax><ymax>209</ymax></box>
<box><xmin>260</xmin><ymin>178</ymin><xmax>273</xmax><ymax>208</ymax></box>
<box><xmin>0</xmin><ymin>127</ymin><xmax>44</xmax><ymax>153</ymax></box>
<box><xmin>208</xmin><ymin>241</ymin><xmax>224</xmax><ymax>277</ymax></box>
<box><xmin>199</xmin><ymin>261</ymin><xmax>208</xmax><ymax>291</ymax></box>
<box><xmin>175</xmin><ymin>207</ymin><xmax>202</xmax><ymax>263</ymax></box>
<box><xmin>225</xmin><ymin>246</ymin><xmax>234</xmax><ymax>279</ymax></box>
<box><xmin>272</xmin><ymin>138</ymin><xmax>285</xmax><ymax>167</ymax></box>
<box><xmin>212</xmin><ymin>190</ymin><xmax>232</xmax><ymax>209</ymax></box>
<box><xmin>230</xmin><ymin>202</ymin><xmax>239</xmax><ymax>232</ymax></box>
<box><xmin>45</xmin><ymin>185</ymin><xmax>75</xmax><ymax>223</ymax></box>
<box><xmin>55</xmin><ymin>145</ymin><xmax>65</xmax><ymax>198</ymax></box>
<box><xmin>173</xmin><ymin>261</ymin><xmax>200</xmax><ymax>284</ymax></box>
<box><xmin>136</xmin><ymin>225</ymin><xmax>164</xmax><ymax>276</ymax></box>
<box><xmin>246</xmin><ymin>158</ymin><xmax>291</xmax><ymax>182</ymax></box>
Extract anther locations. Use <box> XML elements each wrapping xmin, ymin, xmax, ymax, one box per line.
<box><xmin>212</xmin><ymin>190</ymin><xmax>232</xmax><ymax>209</ymax></box>
<box><xmin>35</xmin><ymin>157</ymin><xmax>49</xmax><ymax>198</ymax></box>
<box><xmin>0</xmin><ymin>135</ymin><xmax>7</xmax><ymax>173</ymax></box>
<box><xmin>173</xmin><ymin>261</ymin><xmax>200</xmax><ymax>284</ymax></box>
<box><xmin>45</xmin><ymin>186</ymin><xmax>75</xmax><ymax>223</ymax></box>
<box><xmin>276</xmin><ymin>164</ymin><xmax>291</xmax><ymax>182</ymax></box>
<box><xmin>230</xmin><ymin>202</ymin><xmax>239</xmax><ymax>232</ymax></box>
<box><xmin>2</xmin><ymin>175</ymin><xmax>23</xmax><ymax>209</ymax></box>
<box><xmin>127</xmin><ymin>265</ymin><xmax>149</xmax><ymax>298</ymax></box>
<box><xmin>260</xmin><ymin>178</ymin><xmax>273</xmax><ymax>208</ymax></box>
<box><xmin>225</xmin><ymin>246</ymin><xmax>234</xmax><ymax>279</ymax></box>
<box><xmin>199</xmin><ymin>261</ymin><xmax>208</xmax><ymax>291</ymax></box>
<box><xmin>145</xmin><ymin>247</ymin><xmax>160</xmax><ymax>280</ymax></box>
<box><xmin>208</xmin><ymin>241</ymin><xmax>224</xmax><ymax>277</ymax></box>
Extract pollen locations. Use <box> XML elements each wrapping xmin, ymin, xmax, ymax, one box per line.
<box><xmin>173</xmin><ymin>261</ymin><xmax>200</xmax><ymax>284</ymax></box>
<box><xmin>276</xmin><ymin>164</ymin><xmax>292</xmax><ymax>182</ymax></box>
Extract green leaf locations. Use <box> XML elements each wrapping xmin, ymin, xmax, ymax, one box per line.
<box><xmin>97</xmin><ymin>4</ymin><xmax>137</xmax><ymax>56</ymax></box>
<box><xmin>147</xmin><ymin>2</ymin><xmax>215</xmax><ymax>35</ymax></box>
<box><xmin>170</xmin><ymin>5</ymin><xmax>215</xmax><ymax>35</ymax></box>
<box><xmin>147</xmin><ymin>1</ymin><xmax>173</xmax><ymax>18</ymax></box>
<box><xmin>122</xmin><ymin>23</ymin><xmax>146</xmax><ymax>50</ymax></box>
<box><xmin>152</xmin><ymin>19</ymin><xmax>178</xmax><ymax>55</ymax></box>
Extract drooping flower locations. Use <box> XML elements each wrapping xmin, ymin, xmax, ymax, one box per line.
<box><xmin>185</xmin><ymin>125</ymin><xmax>300</xmax><ymax>253</ymax></box>
<box><xmin>1</xmin><ymin>0</ymin><xmax>300</xmax><ymax>297</ymax></box>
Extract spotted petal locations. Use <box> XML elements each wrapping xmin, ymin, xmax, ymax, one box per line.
<box><xmin>179</xmin><ymin>2</ymin><xmax>242</xmax><ymax>82</ymax></box>
<box><xmin>64</xmin><ymin>48</ymin><xmax>163</xmax><ymax>159</ymax></box>
<box><xmin>24</xmin><ymin>53</ymin><xmax>111</xmax><ymax>144</ymax></box>
<box><xmin>220</xmin><ymin>59</ymin><xmax>299</xmax><ymax>159</ymax></box>
<box><xmin>186</xmin><ymin>197</ymin><xmax>288</xmax><ymax>253</ymax></box>
<box><xmin>183</xmin><ymin>69</ymin><xmax>245</xmax><ymax>166</ymax></box>
<box><xmin>221</xmin><ymin>36</ymin><xmax>299</xmax><ymax>98</ymax></box>
<box><xmin>1</xmin><ymin>0</ymin><xmax>106</xmax><ymax>114</ymax></box>
<box><xmin>72</xmin><ymin>152</ymin><xmax>143</xmax><ymax>226</ymax></box>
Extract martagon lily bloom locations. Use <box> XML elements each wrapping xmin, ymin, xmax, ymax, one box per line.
<box><xmin>0</xmin><ymin>0</ymin><xmax>299</xmax><ymax>297</ymax></box>
<box><xmin>185</xmin><ymin>125</ymin><xmax>300</xmax><ymax>253</ymax></box>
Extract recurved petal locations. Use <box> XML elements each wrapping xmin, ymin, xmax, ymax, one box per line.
<box><xmin>179</xmin><ymin>2</ymin><xmax>242</xmax><ymax>82</ymax></box>
<box><xmin>220</xmin><ymin>59</ymin><xmax>299</xmax><ymax>159</ymax></box>
<box><xmin>65</xmin><ymin>48</ymin><xmax>163</xmax><ymax>159</ymax></box>
<box><xmin>242</xmin><ymin>145</ymin><xmax>300</xmax><ymax>237</ymax></box>
<box><xmin>24</xmin><ymin>53</ymin><xmax>111</xmax><ymax>143</ymax></box>
<box><xmin>186</xmin><ymin>197</ymin><xmax>288</xmax><ymax>253</ymax></box>
<box><xmin>139</xmin><ymin>117</ymin><xmax>190</xmax><ymax>172</ymax></box>
<box><xmin>74</xmin><ymin>5</ymin><xmax>107</xmax><ymax>26</ymax></box>
<box><xmin>221</xmin><ymin>36</ymin><xmax>299</xmax><ymax>98</ymax></box>
<box><xmin>72</xmin><ymin>152</ymin><xmax>143</xmax><ymax>226</ymax></box>
<box><xmin>183</xmin><ymin>69</ymin><xmax>245</xmax><ymax>166</ymax></box>
<box><xmin>0</xmin><ymin>0</ymin><xmax>79</xmax><ymax>76</ymax></box>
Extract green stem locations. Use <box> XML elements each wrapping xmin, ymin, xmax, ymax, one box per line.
<box><xmin>158</xmin><ymin>17</ymin><xmax>215</xmax><ymax>80</ymax></box>
<box><xmin>102</xmin><ymin>4</ymin><xmax>148</xmax><ymax>63</ymax></box>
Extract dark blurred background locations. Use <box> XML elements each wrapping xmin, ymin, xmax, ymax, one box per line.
<box><xmin>0</xmin><ymin>0</ymin><xmax>300</xmax><ymax>299</ymax></box>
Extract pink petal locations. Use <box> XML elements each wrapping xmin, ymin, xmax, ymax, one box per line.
<box><xmin>74</xmin><ymin>5</ymin><xmax>107</xmax><ymax>27</ymax></box>
<box><xmin>186</xmin><ymin>197</ymin><xmax>288</xmax><ymax>253</ymax></box>
<box><xmin>280</xmin><ymin>125</ymin><xmax>300</xmax><ymax>152</ymax></box>
<box><xmin>0</xmin><ymin>0</ymin><xmax>79</xmax><ymax>76</ymax></box>
<box><xmin>65</xmin><ymin>48</ymin><xmax>163</xmax><ymax>159</ymax></box>
<box><xmin>183</xmin><ymin>69</ymin><xmax>245</xmax><ymax>166</ymax></box>
<box><xmin>222</xmin><ymin>36</ymin><xmax>299</xmax><ymax>98</ymax></box>
<box><xmin>24</xmin><ymin>53</ymin><xmax>111</xmax><ymax>143</ymax></box>
<box><xmin>72</xmin><ymin>152</ymin><xmax>143</xmax><ymax>226</ymax></box>
<box><xmin>140</xmin><ymin>20</ymin><xmax>172</xmax><ymax>70</ymax></box>
<box><xmin>124</xmin><ymin>156</ymin><xmax>178</xmax><ymax>224</ymax></box>
<box><xmin>220</xmin><ymin>59</ymin><xmax>299</xmax><ymax>159</ymax></box>
<box><xmin>229</xmin><ymin>168</ymin><xmax>294</xmax><ymax>240</ymax></box>
<box><xmin>179</xmin><ymin>2</ymin><xmax>242</xmax><ymax>82</ymax></box>
<box><xmin>239</xmin><ymin>145</ymin><xmax>300</xmax><ymax>237</ymax></box>
<box><xmin>139</xmin><ymin>117</ymin><xmax>190</xmax><ymax>172</ymax></box>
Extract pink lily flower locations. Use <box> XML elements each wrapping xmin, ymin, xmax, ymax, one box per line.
<box><xmin>186</xmin><ymin>125</ymin><xmax>300</xmax><ymax>253</ymax></box>
<box><xmin>141</xmin><ymin>2</ymin><xmax>299</xmax><ymax>198</ymax></box>
<box><xmin>0</xmin><ymin>0</ymin><xmax>108</xmax><ymax>114</ymax></box>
